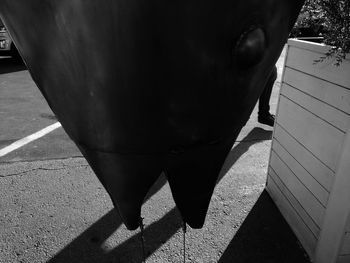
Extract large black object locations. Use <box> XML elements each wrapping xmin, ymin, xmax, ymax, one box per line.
<box><xmin>0</xmin><ymin>0</ymin><xmax>304</xmax><ymax>230</ymax></box>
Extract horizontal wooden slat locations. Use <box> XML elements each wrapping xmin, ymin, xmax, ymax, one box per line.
<box><xmin>280</xmin><ymin>83</ymin><xmax>350</xmax><ymax>132</ymax></box>
<box><xmin>273</xmin><ymin>124</ymin><xmax>334</xmax><ymax>192</ymax></box>
<box><xmin>270</xmin><ymin>151</ymin><xmax>325</xmax><ymax>227</ymax></box>
<box><xmin>287</xmin><ymin>39</ymin><xmax>331</xmax><ymax>54</ymax></box>
<box><xmin>287</xmin><ymin>39</ymin><xmax>349</xmax><ymax>59</ymax></box>
<box><xmin>268</xmin><ymin>167</ymin><xmax>320</xmax><ymax>238</ymax></box>
<box><xmin>340</xmin><ymin>232</ymin><xmax>350</xmax><ymax>255</ymax></box>
<box><xmin>288</xmin><ymin>39</ymin><xmax>350</xmax><ymax>60</ymax></box>
<box><xmin>286</xmin><ymin>41</ymin><xmax>350</xmax><ymax>89</ymax></box>
<box><xmin>272</xmin><ymin>139</ymin><xmax>329</xmax><ymax>207</ymax></box>
<box><xmin>267</xmin><ymin>174</ymin><xmax>317</xmax><ymax>259</ymax></box>
<box><xmin>277</xmin><ymin>96</ymin><xmax>345</xmax><ymax>171</ymax></box>
<box><xmin>283</xmin><ymin>67</ymin><xmax>350</xmax><ymax>114</ymax></box>
<box><xmin>338</xmin><ymin>255</ymin><xmax>350</xmax><ymax>263</ymax></box>
<box><xmin>314</xmin><ymin>128</ymin><xmax>350</xmax><ymax>263</ymax></box>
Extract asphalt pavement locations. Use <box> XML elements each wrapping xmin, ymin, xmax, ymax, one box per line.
<box><xmin>0</xmin><ymin>50</ymin><xmax>311</xmax><ymax>263</ymax></box>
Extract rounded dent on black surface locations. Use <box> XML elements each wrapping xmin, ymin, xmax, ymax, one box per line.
<box><xmin>234</xmin><ymin>27</ymin><xmax>266</xmax><ymax>69</ymax></box>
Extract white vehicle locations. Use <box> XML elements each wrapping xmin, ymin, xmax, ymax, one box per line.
<box><xmin>0</xmin><ymin>18</ymin><xmax>19</xmax><ymax>58</ymax></box>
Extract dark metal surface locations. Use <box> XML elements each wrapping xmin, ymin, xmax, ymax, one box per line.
<box><xmin>0</xmin><ymin>0</ymin><xmax>304</xmax><ymax>230</ymax></box>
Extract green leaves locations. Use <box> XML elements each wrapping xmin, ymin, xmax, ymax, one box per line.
<box><xmin>320</xmin><ymin>0</ymin><xmax>350</xmax><ymax>64</ymax></box>
<box><xmin>293</xmin><ymin>0</ymin><xmax>350</xmax><ymax>65</ymax></box>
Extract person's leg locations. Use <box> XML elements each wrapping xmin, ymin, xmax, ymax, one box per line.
<box><xmin>258</xmin><ymin>65</ymin><xmax>277</xmax><ymax>126</ymax></box>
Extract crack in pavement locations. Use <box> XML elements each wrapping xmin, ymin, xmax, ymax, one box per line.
<box><xmin>0</xmin><ymin>164</ymin><xmax>90</xmax><ymax>178</ymax></box>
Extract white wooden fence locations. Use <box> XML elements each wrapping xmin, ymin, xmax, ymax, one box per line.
<box><xmin>267</xmin><ymin>39</ymin><xmax>350</xmax><ymax>263</ymax></box>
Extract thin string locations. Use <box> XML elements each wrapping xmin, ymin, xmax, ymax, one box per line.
<box><xmin>139</xmin><ymin>217</ymin><xmax>146</xmax><ymax>263</ymax></box>
<box><xmin>182</xmin><ymin>219</ymin><xmax>187</xmax><ymax>263</ymax></box>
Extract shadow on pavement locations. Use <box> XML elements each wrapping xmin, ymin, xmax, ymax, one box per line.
<box><xmin>48</xmin><ymin>206</ymin><xmax>182</xmax><ymax>263</ymax></box>
<box><xmin>0</xmin><ymin>56</ymin><xmax>26</xmax><ymax>74</ymax></box>
<box><xmin>47</xmin><ymin>174</ymin><xmax>177</xmax><ymax>263</ymax></box>
<box><xmin>218</xmin><ymin>127</ymin><xmax>273</xmax><ymax>182</ymax></box>
<box><xmin>218</xmin><ymin>190</ymin><xmax>310</xmax><ymax>263</ymax></box>
<box><xmin>47</xmin><ymin>127</ymin><xmax>274</xmax><ymax>263</ymax></box>
<box><xmin>103</xmin><ymin>207</ymin><xmax>181</xmax><ymax>263</ymax></box>
<box><xmin>47</xmin><ymin>208</ymin><xmax>122</xmax><ymax>263</ymax></box>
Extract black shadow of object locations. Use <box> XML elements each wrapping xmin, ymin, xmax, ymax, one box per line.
<box><xmin>47</xmin><ymin>173</ymin><xmax>178</xmax><ymax>263</ymax></box>
<box><xmin>217</xmin><ymin>127</ymin><xmax>272</xmax><ymax>183</ymax></box>
<box><xmin>47</xmin><ymin>127</ymin><xmax>272</xmax><ymax>262</ymax></box>
<box><xmin>218</xmin><ymin>190</ymin><xmax>311</xmax><ymax>263</ymax></box>
<box><xmin>48</xmin><ymin>208</ymin><xmax>122</xmax><ymax>263</ymax></box>
<box><xmin>0</xmin><ymin>56</ymin><xmax>26</xmax><ymax>74</ymax></box>
<box><xmin>48</xmin><ymin>207</ymin><xmax>181</xmax><ymax>263</ymax></box>
<box><xmin>106</xmin><ymin>207</ymin><xmax>181</xmax><ymax>263</ymax></box>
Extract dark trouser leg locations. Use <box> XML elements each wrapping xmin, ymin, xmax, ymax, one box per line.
<box><xmin>258</xmin><ymin>65</ymin><xmax>277</xmax><ymax>117</ymax></box>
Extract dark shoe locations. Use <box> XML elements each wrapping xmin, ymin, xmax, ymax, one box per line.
<box><xmin>258</xmin><ymin>113</ymin><xmax>275</xmax><ymax>127</ymax></box>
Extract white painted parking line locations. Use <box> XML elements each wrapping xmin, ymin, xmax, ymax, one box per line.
<box><xmin>0</xmin><ymin>122</ymin><xmax>62</xmax><ymax>157</ymax></box>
